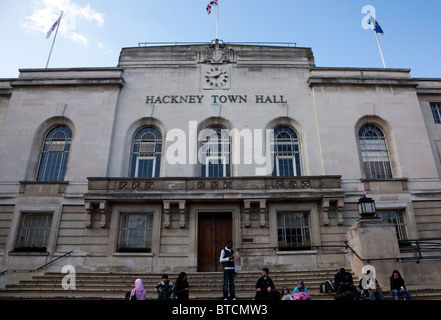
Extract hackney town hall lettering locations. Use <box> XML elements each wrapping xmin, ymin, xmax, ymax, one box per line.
<box><xmin>145</xmin><ymin>95</ymin><xmax>288</xmax><ymax>104</ymax></box>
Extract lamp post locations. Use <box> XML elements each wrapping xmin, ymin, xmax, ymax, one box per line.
<box><xmin>358</xmin><ymin>196</ymin><xmax>377</xmax><ymax>219</ymax></box>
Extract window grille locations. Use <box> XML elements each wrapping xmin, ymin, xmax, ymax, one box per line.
<box><xmin>377</xmin><ymin>210</ymin><xmax>406</xmax><ymax>240</ymax></box>
<box><xmin>37</xmin><ymin>126</ymin><xmax>72</xmax><ymax>181</ymax></box>
<box><xmin>277</xmin><ymin>212</ymin><xmax>311</xmax><ymax>249</ymax></box>
<box><xmin>130</xmin><ymin>127</ymin><xmax>162</xmax><ymax>178</ymax></box>
<box><xmin>118</xmin><ymin>214</ymin><xmax>153</xmax><ymax>252</ymax></box>
<box><xmin>200</xmin><ymin>127</ymin><xmax>231</xmax><ymax>177</ymax></box>
<box><xmin>430</xmin><ymin>103</ymin><xmax>441</xmax><ymax>124</ymax></box>
<box><xmin>358</xmin><ymin>125</ymin><xmax>392</xmax><ymax>179</ymax></box>
<box><xmin>14</xmin><ymin>213</ymin><xmax>53</xmax><ymax>251</ymax></box>
<box><xmin>272</xmin><ymin>126</ymin><xmax>301</xmax><ymax>177</ymax></box>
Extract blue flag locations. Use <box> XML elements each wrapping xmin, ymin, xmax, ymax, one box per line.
<box><xmin>369</xmin><ymin>16</ymin><xmax>384</xmax><ymax>35</ymax></box>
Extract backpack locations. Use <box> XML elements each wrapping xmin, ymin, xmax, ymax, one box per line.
<box><xmin>326</xmin><ymin>280</ymin><xmax>336</xmax><ymax>293</ymax></box>
<box><xmin>319</xmin><ymin>283</ymin><xmax>328</xmax><ymax>293</ymax></box>
<box><xmin>320</xmin><ymin>280</ymin><xmax>336</xmax><ymax>293</ymax></box>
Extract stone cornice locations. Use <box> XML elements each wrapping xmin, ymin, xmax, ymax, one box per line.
<box><xmin>308</xmin><ymin>77</ymin><xmax>418</xmax><ymax>88</ymax></box>
<box><xmin>10</xmin><ymin>68</ymin><xmax>124</xmax><ymax>88</ymax></box>
<box><xmin>85</xmin><ymin>176</ymin><xmax>344</xmax><ymax>202</ymax></box>
<box><xmin>11</xmin><ymin>78</ymin><xmax>125</xmax><ymax>88</ymax></box>
<box><xmin>0</xmin><ymin>79</ymin><xmax>13</xmax><ymax>96</ymax></box>
<box><xmin>309</xmin><ymin>67</ymin><xmax>418</xmax><ymax>88</ymax></box>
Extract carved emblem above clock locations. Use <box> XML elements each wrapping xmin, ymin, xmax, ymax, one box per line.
<box><xmin>198</xmin><ymin>42</ymin><xmax>236</xmax><ymax>64</ymax></box>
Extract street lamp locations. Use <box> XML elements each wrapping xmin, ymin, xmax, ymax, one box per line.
<box><xmin>358</xmin><ymin>196</ymin><xmax>377</xmax><ymax>219</ymax></box>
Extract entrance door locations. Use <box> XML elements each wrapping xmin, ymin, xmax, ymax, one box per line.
<box><xmin>198</xmin><ymin>213</ymin><xmax>232</xmax><ymax>272</ymax></box>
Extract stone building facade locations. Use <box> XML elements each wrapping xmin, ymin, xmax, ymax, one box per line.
<box><xmin>1</xmin><ymin>43</ymin><xmax>441</xmax><ymax>285</ymax></box>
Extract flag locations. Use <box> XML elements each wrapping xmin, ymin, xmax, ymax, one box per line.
<box><xmin>206</xmin><ymin>0</ymin><xmax>218</xmax><ymax>15</ymax></box>
<box><xmin>368</xmin><ymin>16</ymin><xmax>384</xmax><ymax>35</ymax></box>
<box><xmin>46</xmin><ymin>14</ymin><xmax>62</xmax><ymax>39</ymax></box>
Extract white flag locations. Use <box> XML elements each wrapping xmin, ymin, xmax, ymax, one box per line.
<box><xmin>46</xmin><ymin>14</ymin><xmax>62</xmax><ymax>39</ymax></box>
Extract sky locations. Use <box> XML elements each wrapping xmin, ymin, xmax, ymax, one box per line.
<box><xmin>0</xmin><ymin>0</ymin><xmax>440</xmax><ymax>79</ymax></box>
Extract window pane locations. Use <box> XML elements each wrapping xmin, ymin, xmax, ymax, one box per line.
<box><xmin>272</xmin><ymin>126</ymin><xmax>301</xmax><ymax>177</ymax></box>
<box><xmin>200</xmin><ymin>127</ymin><xmax>231</xmax><ymax>177</ymax></box>
<box><xmin>358</xmin><ymin>125</ymin><xmax>392</xmax><ymax>179</ymax></box>
<box><xmin>130</xmin><ymin>127</ymin><xmax>162</xmax><ymax>178</ymax></box>
<box><xmin>431</xmin><ymin>103</ymin><xmax>441</xmax><ymax>124</ymax></box>
<box><xmin>377</xmin><ymin>210</ymin><xmax>406</xmax><ymax>240</ymax></box>
<box><xmin>14</xmin><ymin>213</ymin><xmax>52</xmax><ymax>250</ymax></box>
<box><xmin>277</xmin><ymin>212</ymin><xmax>310</xmax><ymax>249</ymax></box>
<box><xmin>118</xmin><ymin>214</ymin><xmax>153</xmax><ymax>251</ymax></box>
<box><xmin>37</xmin><ymin>126</ymin><xmax>72</xmax><ymax>181</ymax></box>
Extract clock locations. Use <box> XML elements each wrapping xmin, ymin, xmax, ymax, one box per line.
<box><xmin>204</xmin><ymin>66</ymin><xmax>230</xmax><ymax>89</ymax></box>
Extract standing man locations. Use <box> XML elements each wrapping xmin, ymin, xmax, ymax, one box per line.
<box><xmin>219</xmin><ymin>240</ymin><xmax>236</xmax><ymax>300</ymax></box>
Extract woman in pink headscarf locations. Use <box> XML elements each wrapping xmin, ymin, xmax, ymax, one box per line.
<box><xmin>130</xmin><ymin>278</ymin><xmax>146</xmax><ymax>300</ymax></box>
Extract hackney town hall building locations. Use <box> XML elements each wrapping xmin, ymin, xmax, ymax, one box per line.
<box><xmin>1</xmin><ymin>42</ymin><xmax>441</xmax><ymax>288</ymax></box>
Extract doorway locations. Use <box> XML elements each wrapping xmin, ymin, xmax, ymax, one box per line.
<box><xmin>197</xmin><ymin>213</ymin><xmax>232</xmax><ymax>272</ymax></box>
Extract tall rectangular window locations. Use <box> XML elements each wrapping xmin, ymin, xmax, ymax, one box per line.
<box><xmin>377</xmin><ymin>210</ymin><xmax>406</xmax><ymax>240</ymax></box>
<box><xmin>272</xmin><ymin>126</ymin><xmax>301</xmax><ymax>177</ymax></box>
<box><xmin>277</xmin><ymin>212</ymin><xmax>311</xmax><ymax>250</ymax></box>
<box><xmin>117</xmin><ymin>214</ymin><xmax>153</xmax><ymax>252</ymax></box>
<box><xmin>200</xmin><ymin>127</ymin><xmax>231</xmax><ymax>177</ymax></box>
<box><xmin>130</xmin><ymin>127</ymin><xmax>162</xmax><ymax>178</ymax></box>
<box><xmin>37</xmin><ymin>126</ymin><xmax>72</xmax><ymax>181</ymax></box>
<box><xmin>14</xmin><ymin>213</ymin><xmax>53</xmax><ymax>252</ymax></box>
<box><xmin>358</xmin><ymin>125</ymin><xmax>392</xmax><ymax>179</ymax></box>
<box><xmin>430</xmin><ymin>103</ymin><xmax>441</xmax><ymax>124</ymax></box>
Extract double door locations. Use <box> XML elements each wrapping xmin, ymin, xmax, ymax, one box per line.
<box><xmin>197</xmin><ymin>213</ymin><xmax>232</xmax><ymax>272</ymax></box>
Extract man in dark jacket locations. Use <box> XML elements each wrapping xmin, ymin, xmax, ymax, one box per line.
<box><xmin>255</xmin><ymin>268</ymin><xmax>277</xmax><ymax>300</ymax></box>
<box><xmin>334</xmin><ymin>268</ymin><xmax>358</xmax><ymax>300</ymax></box>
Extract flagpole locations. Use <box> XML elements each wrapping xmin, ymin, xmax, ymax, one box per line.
<box><xmin>216</xmin><ymin>0</ymin><xmax>219</xmax><ymax>41</ymax></box>
<box><xmin>46</xmin><ymin>11</ymin><xmax>63</xmax><ymax>69</ymax></box>
<box><xmin>374</xmin><ymin>31</ymin><xmax>386</xmax><ymax>68</ymax></box>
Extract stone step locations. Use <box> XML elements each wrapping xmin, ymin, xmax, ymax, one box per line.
<box><xmin>13</xmin><ymin>276</ymin><xmax>332</xmax><ymax>285</ymax></box>
<box><xmin>30</xmin><ymin>270</ymin><xmax>341</xmax><ymax>279</ymax></box>
<box><xmin>0</xmin><ymin>288</ymin><xmax>335</xmax><ymax>300</ymax></box>
<box><xmin>2</xmin><ymin>269</ymin><xmax>440</xmax><ymax>300</ymax></box>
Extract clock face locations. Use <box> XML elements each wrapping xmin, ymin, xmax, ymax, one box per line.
<box><xmin>204</xmin><ymin>66</ymin><xmax>229</xmax><ymax>88</ymax></box>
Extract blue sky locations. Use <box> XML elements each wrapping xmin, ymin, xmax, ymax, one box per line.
<box><xmin>0</xmin><ymin>0</ymin><xmax>440</xmax><ymax>78</ymax></box>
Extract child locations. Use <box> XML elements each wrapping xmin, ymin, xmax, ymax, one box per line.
<box><xmin>293</xmin><ymin>280</ymin><xmax>311</xmax><ymax>300</ymax></box>
<box><xmin>155</xmin><ymin>274</ymin><xmax>173</xmax><ymax>300</ymax></box>
<box><xmin>280</xmin><ymin>286</ymin><xmax>293</xmax><ymax>300</ymax></box>
<box><xmin>293</xmin><ymin>280</ymin><xmax>307</xmax><ymax>293</ymax></box>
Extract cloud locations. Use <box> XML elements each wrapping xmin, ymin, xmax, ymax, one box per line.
<box><xmin>70</xmin><ymin>32</ymin><xmax>88</xmax><ymax>45</ymax></box>
<box><xmin>98</xmin><ymin>42</ymin><xmax>113</xmax><ymax>55</ymax></box>
<box><xmin>20</xmin><ymin>0</ymin><xmax>105</xmax><ymax>44</ymax></box>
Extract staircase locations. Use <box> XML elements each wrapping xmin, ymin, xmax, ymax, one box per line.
<box><xmin>1</xmin><ymin>269</ymin><xmax>440</xmax><ymax>300</ymax></box>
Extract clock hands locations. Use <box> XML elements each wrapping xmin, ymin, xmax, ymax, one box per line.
<box><xmin>205</xmin><ymin>68</ymin><xmax>229</xmax><ymax>87</ymax></box>
<box><xmin>206</xmin><ymin>71</ymin><xmax>227</xmax><ymax>79</ymax></box>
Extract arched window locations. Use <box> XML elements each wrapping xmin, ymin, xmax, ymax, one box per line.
<box><xmin>358</xmin><ymin>125</ymin><xmax>392</xmax><ymax>179</ymax></box>
<box><xmin>200</xmin><ymin>126</ymin><xmax>231</xmax><ymax>177</ymax></box>
<box><xmin>36</xmin><ymin>126</ymin><xmax>72</xmax><ymax>181</ymax></box>
<box><xmin>130</xmin><ymin>127</ymin><xmax>162</xmax><ymax>178</ymax></box>
<box><xmin>272</xmin><ymin>126</ymin><xmax>301</xmax><ymax>177</ymax></box>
